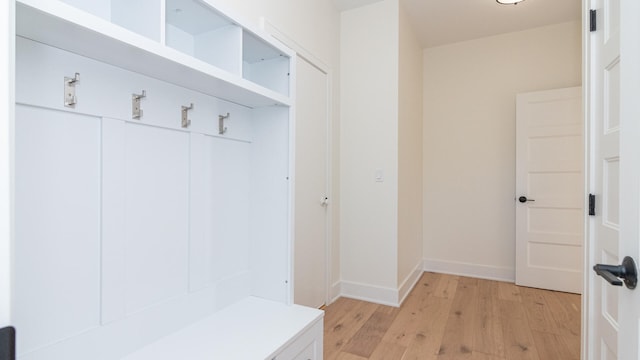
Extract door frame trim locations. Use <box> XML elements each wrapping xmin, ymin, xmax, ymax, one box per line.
<box><xmin>582</xmin><ymin>0</ymin><xmax>594</xmax><ymax>358</ymax></box>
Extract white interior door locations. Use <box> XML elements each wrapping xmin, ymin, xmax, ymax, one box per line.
<box><xmin>586</xmin><ymin>0</ymin><xmax>640</xmax><ymax>358</ymax></box>
<box><xmin>293</xmin><ymin>56</ymin><xmax>329</xmax><ymax>308</ymax></box>
<box><xmin>515</xmin><ymin>87</ymin><xmax>583</xmax><ymax>294</ymax></box>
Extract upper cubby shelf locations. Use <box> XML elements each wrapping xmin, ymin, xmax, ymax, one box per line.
<box><xmin>165</xmin><ymin>0</ymin><xmax>242</xmax><ymax>76</ymax></box>
<box><xmin>16</xmin><ymin>0</ymin><xmax>293</xmax><ymax>108</ymax></box>
<box><xmin>243</xmin><ymin>31</ymin><xmax>290</xmax><ymax>96</ymax></box>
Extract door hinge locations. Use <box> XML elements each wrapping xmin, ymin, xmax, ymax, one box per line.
<box><xmin>590</xmin><ymin>9</ymin><xmax>597</xmax><ymax>32</ymax></box>
<box><xmin>589</xmin><ymin>193</ymin><xmax>596</xmax><ymax>216</ymax></box>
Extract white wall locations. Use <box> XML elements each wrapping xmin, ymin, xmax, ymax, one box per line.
<box><xmin>422</xmin><ymin>21</ymin><xmax>582</xmax><ymax>281</ymax></box>
<box><xmin>340</xmin><ymin>0</ymin><xmax>399</xmax><ymax>293</ymax></box>
<box><xmin>397</xmin><ymin>3</ymin><xmax>423</xmax><ymax>290</ymax></box>
<box><xmin>0</xmin><ymin>0</ymin><xmax>14</xmax><ymax>327</ymax></box>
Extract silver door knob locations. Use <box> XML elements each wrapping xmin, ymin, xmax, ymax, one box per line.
<box><xmin>320</xmin><ymin>197</ymin><xmax>329</xmax><ymax>207</ymax></box>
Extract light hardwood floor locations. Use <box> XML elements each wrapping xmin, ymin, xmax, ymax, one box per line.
<box><xmin>323</xmin><ymin>272</ymin><xmax>581</xmax><ymax>360</ymax></box>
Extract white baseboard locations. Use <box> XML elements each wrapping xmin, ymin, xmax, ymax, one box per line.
<box><xmin>329</xmin><ymin>259</ymin><xmax>512</xmax><ymax>307</ymax></box>
<box><xmin>334</xmin><ymin>261</ymin><xmax>424</xmax><ymax>307</ymax></box>
<box><xmin>423</xmin><ymin>258</ymin><xmax>515</xmax><ymax>283</ymax></box>
<box><xmin>329</xmin><ymin>281</ymin><xmax>342</xmax><ymax>305</ymax></box>
<box><xmin>339</xmin><ymin>280</ymin><xmax>400</xmax><ymax>307</ymax></box>
<box><xmin>398</xmin><ymin>262</ymin><xmax>423</xmax><ymax>305</ymax></box>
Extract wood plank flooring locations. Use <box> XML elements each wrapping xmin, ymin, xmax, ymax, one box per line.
<box><xmin>324</xmin><ymin>272</ymin><xmax>581</xmax><ymax>360</ymax></box>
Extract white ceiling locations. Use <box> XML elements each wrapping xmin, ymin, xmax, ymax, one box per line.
<box><xmin>335</xmin><ymin>0</ymin><xmax>582</xmax><ymax>48</ymax></box>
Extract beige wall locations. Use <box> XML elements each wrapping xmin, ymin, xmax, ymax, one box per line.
<box><xmin>340</xmin><ymin>0</ymin><xmax>423</xmax><ymax>305</ymax></box>
<box><xmin>340</xmin><ymin>0</ymin><xmax>399</xmax><ymax>293</ymax></box>
<box><xmin>397</xmin><ymin>4</ymin><xmax>423</xmax><ymax>288</ymax></box>
<box><xmin>422</xmin><ymin>21</ymin><xmax>582</xmax><ymax>280</ymax></box>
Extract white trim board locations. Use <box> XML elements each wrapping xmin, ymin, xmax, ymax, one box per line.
<box><xmin>338</xmin><ymin>261</ymin><xmax>423</xmax><ymax>307</ymax></box>
<box><xmin>336</xmin><ymin>261</ymin><xmax>513</xmax><ymax>307</ymax></box>
<box><xmin>330</xmin><ymin>281</ymin><xmax>341</xmax><ymax>305</ymax></box>
<box><xmin>339</xmin><ymin>280</ymin><xmax>399</xmax><ymax>307</ymax></box>
<box><xmin>398</xmin><ymin>262</ymin><xmax>423</xmax><ymax>305</ymax></box>
<box><xmin>423</xmin><ymin>258</ymin><xmax>515</xmax><ymax>283</ymax></box>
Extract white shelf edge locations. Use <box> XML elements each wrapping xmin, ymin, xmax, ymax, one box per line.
<box><xmin>16</xmin><ymin>0</ymin><xmax>292</xmax><ymax>108</ymax></box>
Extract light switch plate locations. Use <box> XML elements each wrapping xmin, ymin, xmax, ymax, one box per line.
<box><xmin>374</xmin><ymin>169</ymin><xmax>384</xmax><ymax>182</ymax></box>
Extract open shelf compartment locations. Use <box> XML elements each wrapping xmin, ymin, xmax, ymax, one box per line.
<box><xmin>165</xmin><ymin>0</ymin><xmax>242</xmax><ymax>76</ymax></box>
<box><xmin>243</xmin><ymin>30</ymin><xmax>290</xmax><ymax>97</ymax></box>
<box><xmin>59</xmin><ymin>0</ymin><xmax>162</xmax><ymax>42</ymax></box>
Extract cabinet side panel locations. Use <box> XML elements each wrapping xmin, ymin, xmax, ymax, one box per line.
<box><xmin>250</xmin><ymin>106</ymin><xmax>290</xmax><ymax>302</ymax></box>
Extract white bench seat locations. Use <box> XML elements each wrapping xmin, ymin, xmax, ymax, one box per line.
<box><xmin>121</xmin><ymin>297</ymin><xmax>324</xmax><ymax>360</ymax></box>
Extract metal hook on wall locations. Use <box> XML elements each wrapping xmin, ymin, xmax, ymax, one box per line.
<box><xmin>219</xmin><ymin>113</ymin><xmax>230</xmax><ymax>135</ymax></box>
<box><xmin>181</xmin><ymin>103</ymin><xmax>194</xmax><ymax>128</ymax></box>
<box><xmin>132</xmin><ymin>90</ymin><xmax>146</xmax><ymax>120</ymax></box>
<box><xmin>64</xmin><ymin>72</ymin><xmax>80</xmax><ymax>108</ymax></box>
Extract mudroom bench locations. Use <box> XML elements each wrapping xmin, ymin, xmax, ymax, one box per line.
<box><xmin>122</xmin><ymin>297</ymin><xmax>323</xmax><ymax>360</ymax></box>
<box><xmin>12</xmin><ymin>0</ymin><xmax>323</xmax><ymax>359</ymax></box>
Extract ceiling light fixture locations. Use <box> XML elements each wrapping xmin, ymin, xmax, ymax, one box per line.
<box><xmin>496</xmin><ymin>0</ymin><xmax>525</xmax><ymax>4</ymax></box>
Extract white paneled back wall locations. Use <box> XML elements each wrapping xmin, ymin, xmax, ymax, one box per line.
<box><xmin>14</xmin><ymin>36</ymin><xmax>290</xmax><ymax>359</ymax></box>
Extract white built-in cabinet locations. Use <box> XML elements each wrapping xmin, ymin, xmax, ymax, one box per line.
<box><xmin>12</xmin><ymin>0</ymin><xmax>323</xmax><ymax>359</ymax></box>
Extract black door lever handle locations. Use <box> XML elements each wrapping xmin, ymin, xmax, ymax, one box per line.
<box><xmin>593</xmin><ymin>256</ymin><xmax>638</xmax><ymax>289</ymax></box>
<box><xmin>518</xmin><ymin>196</ymin><xmax>535</xmax><ymax>203</ymax></box>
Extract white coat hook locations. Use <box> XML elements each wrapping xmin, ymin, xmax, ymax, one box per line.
<box><xmin>219</xmin><ymin>113</ymin><xmax>230</xmax><ymax>135</ymax></box>
<box><xmin>181</xmin><ymin>103</ymin><xmax>193</xmax><ymax>128</ymax></box>
<box><xmin>132</xmin><ymin>90</ymin><xmax>146</xmax><ymax>120</ymax></box>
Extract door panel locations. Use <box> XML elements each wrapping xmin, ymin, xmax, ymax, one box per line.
<box><xmin>516</xmin><ymin>87</ymin><xmax>583</xmax><ymax>294</ymax></box>
<box><xmin>293</xmin><ymin>57</ymin><xmax>329</xmax><ymax>308</ymax></box>
<box><xmin>588</xmin><ymin>0</ymin><xmax>621</xmax><ymax>358</ymax></box>
<box><xmin>583</xmin><ymin>0</ymin><xmax>640</xmax><ymax>358</ymax></box>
